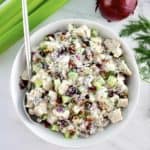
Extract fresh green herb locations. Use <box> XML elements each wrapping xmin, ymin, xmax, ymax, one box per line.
<box><xmin>120</xmin><ymin>16</ymin><xmax>150</xmax><ymax>83</ymax></box>
<box><xmin>134</xmin><ymin>45</ymin><xmax>150</xmax><ymax>57</ymax></box>
<box><xmin>134</xmin><ymin>33</ymin><xmax>150</xmax><ymax>45</ymax></box>
<box><xmin>120</xmin><ymin>16</ymin><xmax>150</xmax><ymax>37</ymax></box>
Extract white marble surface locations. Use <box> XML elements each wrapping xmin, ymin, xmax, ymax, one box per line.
<box><xmin>0</xmin><ymin>0</ymin><xmax>150</xmax><ymax>149</ymax></box>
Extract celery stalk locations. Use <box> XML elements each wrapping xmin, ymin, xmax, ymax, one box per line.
<box><xmin>0</xmin><ymin>0</ymin><xmax>33</xmax><ymax>27</ymax></box>
<box><xmin>0</xmin><ymin>0</ymin><xmax>4</xmax><ymax>4</ymax></box>
<box><xmin>0</xmin><ymin>0</ymin><xmax>45</xmax><ymax>35</ymax></box>
<box><xmin>0</xmin><ymin>0</ymin><xmax>69</xmax><ymax>53</ymax></box>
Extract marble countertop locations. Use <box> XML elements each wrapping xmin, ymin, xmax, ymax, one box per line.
<box><xmin>0</xmin><ymin>0</ymin><xmax>150</xmax><ymax>149</ymax></box>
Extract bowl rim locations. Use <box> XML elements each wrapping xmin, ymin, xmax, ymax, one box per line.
<box><xmin>10</xmin><ymin>18</ymin><xmax>140</xmax><ymax>148</ymax></box>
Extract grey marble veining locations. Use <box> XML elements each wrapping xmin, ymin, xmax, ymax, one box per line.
<box><xmin>0</xmin><ymin>0</ymin><xmax>150</xmax><ymax>150</ymax></box>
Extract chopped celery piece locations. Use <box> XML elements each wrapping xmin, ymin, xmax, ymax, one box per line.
<box><xmin>34</xmin><ymin>79</ymin><xmax>42</xmax><ymax>87</ymax></box>
<box><xmin>32</xmin><ymin>64</ymin><xmax>42</xmax><ymax>72</ymax></box>
<box><xmin>41</xmin><ymin>114</ymin><xmax>48</xmax><ymax>120</ymax></box>
<box><xmin>77</xmin><ymin>48</ymin><xmax>84</xmax><ymax>54</ymax></box>
<box><xmin>64</xmin><ymin>132</ymin><xmax>71</xmax><ymax>138</ymax></box>
<box><xmin>93</xmin><ymin>76</ymin><xmax>105</xmax><ymax>90</ymax></box>
<box><xmin>91</xmin><ymin>28</ymin><xmax>98</xmax><ymax>37</ymax></box>
<box><xmin>107</xmin><ymin>75</ymin><xmax>117</xmax><ymax>87</ymax></box>
<box><xmin>62</xmin><ymin>96</ymin><xmax>71</xmax><ymax>104</ymax></box>
<box><xmin>54</xmin><ymin>79</ymin><xmax>61</xmax><ymax>91</ymax></box>
<box><xmin>68</xmin><ymin>71</ymin><xmax>78</xmax><ymax>81</ymax></box>
<box><xmin>51</xmin><ymin>125</ymin><xmax>59</xmax><ymax>132</ymax></box>
<box><xmin>40</xmin><ymin>41</ymin><xmax>49</xmax><ymax>50</ymax></box>
<box><xmin>78</xmin><ymin>86</ymin><xmax>86</xmax><ymax>93</ymax></box>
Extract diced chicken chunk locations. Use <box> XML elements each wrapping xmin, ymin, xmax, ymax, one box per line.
<box><xmin>33</xmin><ymin>101</ymin><xmax>48</xmax><ymax>117</ymax></box>
<box><xmin>116</xmin><ymin>74</ymin><xmax>128</xmax><ymax>94</ymax></box>
<box><xmin>118</xmin><ymin>60</ymin><xmax>132</xmax><ymax>76</ymax></box>
<box><xmin>117</xmin><ymin>98</ymin><xmax>128</xmax><ymax>108</ymax></box>
<box><xmin>40</xmin><ymin>41</ymin><xmax>61</xmax><ymax>52</ymax></box>
<box><xmin>58</xmin><ymin>80</ymin><xmax>71</xmax><ymax>95</ymax></box>
<box><xmin>108</xmin><ymin>109</ymin><xmax>123</xmax><ymax>123</ymax></box>
<box><xmin>48</xmin><ymin>90</ymin><xmax>57</xmax><ymax>105</ymax></box>
<box><xmin>52</xmin><ymin>108</ymin><xmax>70</xmax><ymax>119</ymax></box>
<box><xmin>104</xmin><ymin>39</ymin><xmax>122</xmax><ymax>58</ymax></box>
<box><xmin>103</xmin><ymin>60</ymin><xmax>116</xmax><ymax>72</ymax></box>
<box><xmin>73</xmin><ymin>25</ymin><xmax>91</xmax><ymax>38</ymax></box>
<box><xmin>47</xmin><ymin>112</ymin><xmax>57</xmax><ymax>124</ymax></box>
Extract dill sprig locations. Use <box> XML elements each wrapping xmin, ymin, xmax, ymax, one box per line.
<box><xmin>120</xmin><ymin>16</ymin><xmax>150</xmax><ymax>36</ymax></box>
<box><xmin>134</xmin><ymin>45</ymin><xmax>150</xmax><ymax>56</ymax></box>
<box><xmin>134</xmin><ymin>33</ymin><xmax>150</xmax><ymax>45</ymax></box>
<box><xmin>120</xmin><ymin>16</ymin><xmax>150</xmax><ymax>83</ymax></box>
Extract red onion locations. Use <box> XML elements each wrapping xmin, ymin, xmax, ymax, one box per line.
<box><xmin>96</xmin><ymin>0</ymin><xmax>138</xmax><ymax>21</ymax></box>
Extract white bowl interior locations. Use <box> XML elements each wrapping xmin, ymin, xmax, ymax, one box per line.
<box><xmin>10</xmin><ymin>19</ymin><xmax>140</xmax><ymax>147</ymax></box>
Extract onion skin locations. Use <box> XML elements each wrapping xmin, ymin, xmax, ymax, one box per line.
<box><xmin>96</xmin><ymin>0</ymin><xmax>138</xmax><ymax>21</ymax></box>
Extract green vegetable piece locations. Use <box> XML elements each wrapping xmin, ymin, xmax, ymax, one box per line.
<box><xmin>0</xmin><ymin>0</ymin><xmax>70</xmax><ymax>53</ymax></box>
<box><xmin>41</xmin><ymin>114</ymin><xmax>48</xmax><ymax>120</ymax></box>
<box><xmin>51</xmin><ymin>125</ymin><xmax>59</xmax><ymax>132</ymax></box>
<box><xmin>0</xmin><ymin>0</ymin><xmax>4</xmax><ymax>4</ymax></box>
<box><xmin>78</xmin><ymin>86</ymin><xmax>85</xmax><ymax>93</ymax></box>
<box><xmin>91</xmin><ymin>28</ymin><xmax>98</xmax><ymax>37</ymax></box>
<box><xmin>93</xmin><ymin>76</ymin><xmax>105</xmax><ymax>90</ymax></box>
<box><xmin>34</xmin><ymin>79</ymin><xmax>42</xmax><ymax>87</ymax></box>
<box><xmin>40</xmin><ymin>42</ymin><xmax>48</xmax><ymax>50</ymax></box>
<box><xmin>64</xmin><ymin>132</ymin><xmax>71</xmax><ymax>139</ymax></box>
<box><xmin>0</xmin><ymin>0</ymin><xmax>22</xmax><ymax>27</ymax></box>
<box><xmin>68</xmin><ymin>71</ymin><xmax>78</xmax><ymax>81</ymax></box>
<box><xmin>62</xmin><ymin>96</ymin><xmax>71</xmax><ymax>104</ymax></box>
<box><xmin>77</xmin><ymin>48</ymin><xmax>84</xmax><ymax>54</ymax></box>
<box><xmin>32</xmin><ymin>64</ymin><xmax>42</xmax><ymax>73</ymax></box>
<box><xmin>107</xmin><ymin>75</ymin><xmax>117</xmax><ymax>87</ymax></box>
<box><xmin>120</xmin><ymin>16</ymin><xmax>150</xmax><ymax>37</ymax></box>
<box><xmin>54</xmin><ymin>79</ymin><xmax>61</xmax><ymax>91</ymax></box>
<box><xmin>0</xmin><ymin>0</ymin><xmax>45</xmax><ymax>36</ymax></box>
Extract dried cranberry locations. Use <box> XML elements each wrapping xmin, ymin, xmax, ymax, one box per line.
<box><xmin>43</xmin><ymin>120</ymin><xmax>51</xmax><ymax>128</ymax></box>
<box><xmin>96</xmin><ymin>63</ymin><xmax>102</xmax><ymax>69</ymax></box>
<box><xmin>88</xmin><ymin>86</ymin><xmax>96</xmax><ymax>92</ymax></box>
<box><xmin>58</xmin><ymin>120</ymin><xmax>68</xmax><ymax>127</ymax></box>
<box><xmin>66</xmin><ymin>86</ymin><xmax>77</xmax><ymax>96</ymax></box>
<box><xmin>84</xmin><ymin>101</ymin><xmax>92</xmax><ymax>110</ymax></box>
<box><xmin>19</xmin><ymin>78</ymin><xmax>28</xmax><ymax>89</ymax></box>
<box><xmin>68</xmin><ymin>45</ymin><xmax>76</xmax><ymax>54</ymax></box>
<box><xmin>39</xmin><ymin>51</ymin><xmax>46</xmax><ymax>57</ymax></box>
<box><xmin>56</xmin><ymin>97</ymin><xmax>62</xmax><ymax>104</ymax></box>
<box><xmin>86</xmin><ymin>122</ymin><xmax>92</xmax><ymax>130</ymax></box>
<box><xmin>68</xmin><ymin>59</ymin><xmax>76</xmax><ymax>69</ymax></box>
<box><xmin>56</xmin><ymin>105</ymin><xmax>64</xmax><ymax>112</ymax></box>
<box><xmin>85</xmin><ymin>94</ymin><xmax>89</xmax><ymax>99</ymax></box>
<box><xmin>108</xmin><ymin>90</ymin><xmax>114</xmax><ymax>97</ymax></box>
<box><xmin>59</xmin><ymin>47</ymin><xmax>67</xmax><ymax>55</ymax></box>
<box><xmin>82</xmin><ymin>38</ymin><xmax>90</xmax><ymax>46</ymax></box>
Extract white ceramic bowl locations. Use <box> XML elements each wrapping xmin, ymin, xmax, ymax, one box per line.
<box><xmin>10</xmin><ymin>19</ymin><xmax>140</xmax><ymax>148</ymax></box>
